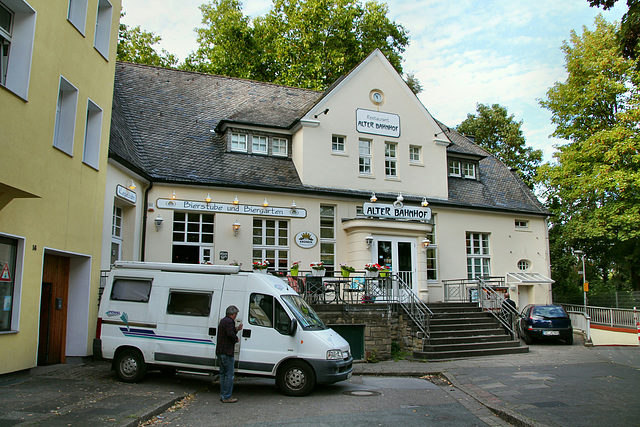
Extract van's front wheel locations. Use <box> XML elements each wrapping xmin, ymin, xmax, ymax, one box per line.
<box><xmin>277</xmin><ymin>360</ymin><xmax>315</xmax><ymax>396</ymax></box>
<box><xmin>115</xmin><ymin>349</ymin><xmax>147</xmax><ymax>383</ymax></box>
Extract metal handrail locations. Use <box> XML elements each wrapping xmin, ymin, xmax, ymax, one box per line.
<box><xmin>393</xmin><ymin>274</ymin><xmax>433</xmax><ymax>340</ymax></box>
<box><xmin>477</xmin><ymin>278</ymin><xmax>521</xmax><ymax>339</ymax></box>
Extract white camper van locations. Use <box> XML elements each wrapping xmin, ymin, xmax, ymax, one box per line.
<box><xmin>94</xmin><ymin>261</ymin><xmax>353</xmax><ymax>396</ymax></box>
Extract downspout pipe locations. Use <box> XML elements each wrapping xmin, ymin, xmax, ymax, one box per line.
<box><xmin>141</xmin><ymin>181</ymin><xmax>153</xmax><ymax>261</ymax></box>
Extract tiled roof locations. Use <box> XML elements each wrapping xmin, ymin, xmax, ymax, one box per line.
<box><xmin>110</xmin><ymin>62</ymin><xmax>548</xmax><ymax>216</ymax></box>
<box><xmin>439</xmin><ymin>122</ymin><xmax>548</xmax><ymax>215</ymax></box>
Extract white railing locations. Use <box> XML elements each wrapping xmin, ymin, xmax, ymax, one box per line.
<box><xmin>561</xmin><ymin>304</ymin><xmax>638</xmax><ymax>328</ymax></box>
<box><xmin>567</xmin><ymin>311</ymin><xmax>591</xmax><ymax>342</ymax></box>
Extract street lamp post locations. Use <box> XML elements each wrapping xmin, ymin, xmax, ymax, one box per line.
<box><xmin>574</xmin><ymin>250</ymin><xmax>587</xmax><ymax>310</ymax></box>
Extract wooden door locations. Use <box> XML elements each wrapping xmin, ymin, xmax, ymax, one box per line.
<box><xmin>39</xmin><ymin>254</ymin><xmax>70</xmax><ymax>365</ymax></box>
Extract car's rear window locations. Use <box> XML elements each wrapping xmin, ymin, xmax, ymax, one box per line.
<box><xmin>533</xmin><ymin>305</ymin><xmax>567</xmax><ymax>318</ymax></box>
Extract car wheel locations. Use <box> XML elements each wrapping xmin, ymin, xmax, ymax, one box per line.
<box><xmin>115</xmin><ymin>349</ymin><xmax>147</xmax><ymax>383</ymax></box>
<box><xmin>276</xmin><ymin>360</ymin><xmax>316</xmax><ymax>397</ymax></box>
<box><xmin>565</xmin><ymin>335</ymin><xmax>573</xmax><ymax>345</ymax></box>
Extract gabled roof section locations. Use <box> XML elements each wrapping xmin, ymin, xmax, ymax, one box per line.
<box><xmin>301</xmin><ymin>49</ymin><xmax>439</xmax><ymax>126</ymax></box>
<box><xmin>438</xmin><ymin>122</ymin><xmax>549</xmax><ymax>215</ymax></box>
<box><xmin>110</xmin><ymin>62</ymin><xmax>321</xmax><ymax>188</ymax></box>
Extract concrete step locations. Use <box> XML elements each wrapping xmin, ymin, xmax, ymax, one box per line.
<box><xmin>422</xmin><ymin>339</ymin><xmax>523</xmax><ymax>353</ymax></box>
<box><xmin>429</xmin><ymin>327</ymin><xmax>507</xmax><ymax>338</ymax></box>
<box><xmin>430</xmin><ymin>321</ymin><xmax>501</xmax><ymax>331</ymax></box>
<box><xmin>427</xmin><ymin>334</ymin><xmax>513</xmax><ymax>345</ymax></box>
<box><xmin>414</xmin><ymin>344</ymin><xmax>530</xmax><ymax>361</ymax></box>
<box><xmin>430</xmin><ymin>316</ymin><xmax>496</xmax><ymax>325</ymax></box>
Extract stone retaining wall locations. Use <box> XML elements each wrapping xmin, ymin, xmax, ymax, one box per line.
<box><xmin>313</xmin><ymin>304</ymin><xmax>423</xmax><ymax>360</ymax></box>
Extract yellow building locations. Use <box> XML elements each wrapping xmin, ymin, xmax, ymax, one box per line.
<box><xmin>0</xmin><ymin>0</ymin><xmax>120</xmax><ymax>374</ymax></box>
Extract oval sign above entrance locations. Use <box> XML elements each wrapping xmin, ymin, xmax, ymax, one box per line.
<box><xmin>295</xmin><ymin>231</ymin><xmax>318</xmax><ymax>248</ymax></box>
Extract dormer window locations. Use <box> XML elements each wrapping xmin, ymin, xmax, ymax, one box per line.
<box><xmin>448</xmin><ymin>158</ymin><xmax>478</xmax><ymax>180</ymax></box>
<box><xmin>272</xmin><ymin>137</ymin><xmax>287</xmax><ymax>156</ymax></box>
<box><xmin>231</xmin><ymin>133</ymin><xmax>247</xmax><ymax>152</ymax></box>
<box><xmin>252</xmin><ymin>135</ymin><xmax>267</xmax><ymax>154</ymax></box>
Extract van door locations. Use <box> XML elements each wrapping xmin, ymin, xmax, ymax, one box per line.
<box><xmin>154</xmin><ymin>274</ymin><xmax>224</xmax><ymax>370</ymax></box>
<box><xmin>237</xmin><ymin>292</ymin><xmax>298</xmax><ymax>375</ymax></box>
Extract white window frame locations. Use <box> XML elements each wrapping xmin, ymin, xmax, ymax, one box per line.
<box><xmin>320</xmin><ymin>205</ymin><xmax>336</xmax><ymax>273</ymax></box>
<box><xmin>409</xmin><ymin>145</ymin><xmax>421</xmax><ymax>164</ymax></box>
<box><xmin>426</xmin><ymin>231</ymin><xmax>437</xmax><ymax>281</ymax></box>
<box><xmin>332</xmin><ymin>135</ymin><xmax>345</xmax><ymax>152</ymax></box>
<box><xmin>463</xmin><ymin>162</ymin><xmax>476</xmax><ymax>179</ymax></box>
<box><xmin>172</xmin><ymin>212</ymin><xmax>214</xmax><ymax>244</ymax></box>
<box><xmin>518</xmin><ymin>259</ymin><xmax>531</xmax><ymax>271</ymax></box>
<box><xmin>53</xmin><ymin>76</ymin><xmax>79</xmax><ymax>156</ymax></box>
<box><xmin>466</xmin><ymin>232</ymin><xmax>490</xmax><ymax>279</ymax></box>
<box><xmin>359</xmin><ymin>138</ymin><xmax>372</xmax><ymax>175</ymax></box>
<box><xmin>111</xmin><ymin>205</ymin><xmax>122</xmax><ymax>265</ymax></box>
<box><xmin>231</xmin><ymin>133</ymin><xmax>247</xmax><ymax>152</ymax></box>
<box><xmin>252</xmin><ymin>218</ymin><xmax>289</xmax><ymax>272</ymax></box>
<box><xmin>67</xmin><ymin>0</ymin><xmax>88</xmax><ymax>34</ymax></box>
<box><xmin>93</xmin><ymin>0</ymin><xmax>112</xmax><ymax>60</ymax></box>
<box><xmin>82</xmin><ymin>99</ymin><xmax>103</xmax><ymax>169</ymax></box>
<box><xmin>385</xmin><ymin>142</ymin><xmax>397</xmax><ymax>177</ymax></box>
<box><xmin>515</xmin><ymin>219</ymin><xmax>529</xmax><ymax>230</ymax></box>
<box><xmin>0</xmin><ymin>233</ymin><xmax>24</xmax><ymax>333</ymax></box>
<box><xmin>448</xmin><ymin>159</ymin><xmax>461</xmax><ymax>177</ymax></box>
<box><xmin>272</xmin><ymin>137</ymin><xmax>287</xmax><ymax>156</ymax></box>
<box><xmin>252</xmin><ymin>135</ymin><xmax>267</xmax><ymax>154</ymax></box>
<box><xmin>0</xmin><ymin>0</ymin><xmax>35</xmax><ymax>100</ymax></box>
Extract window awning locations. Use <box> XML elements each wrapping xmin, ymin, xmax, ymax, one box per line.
<box><xmin>506</xmin><ymin>272</ymin><xmax>554</xmax><ymax>284</ymax></box>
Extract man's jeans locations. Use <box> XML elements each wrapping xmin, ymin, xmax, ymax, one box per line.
<box><xmin>218</xmin><ymin>354</ymin><xmax>235</xmax><ymax>400</ymax></box>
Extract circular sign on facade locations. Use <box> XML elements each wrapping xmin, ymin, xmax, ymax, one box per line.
<box><xmin>295</xmin><ymin>231</ymin><xmax>318</xmax><ymax>249</ymax></box>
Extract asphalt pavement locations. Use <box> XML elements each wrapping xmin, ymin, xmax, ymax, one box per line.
<box><xmin>0</xmin><ymin>335</ymin><xmax>639</xmax><ymax>427</ymax></box>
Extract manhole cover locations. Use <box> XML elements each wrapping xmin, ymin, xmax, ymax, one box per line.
<box><xmin>342</xmin><ymin>390</ymin><xmax>381</xmax><ymax>397</ymax></box>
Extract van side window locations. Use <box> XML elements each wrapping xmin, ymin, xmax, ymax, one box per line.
<box><xmin>110</xmin><ymin>278</ymin><xmax>152</xmax><ymax>302</ymax></box>
<box><xmin>249</xmin><ymin>293</ymin><xmax>273</xmax><ymax>327</ymax></box>
<box><xmin>167</xmin><ymin>291</ymin><xmax>212</xmax><ymax>316</ymax></box>
<box><xmin>249</xmin><ymin>293</ymin><xmax>290</xmax><ymax>335</ymax></box>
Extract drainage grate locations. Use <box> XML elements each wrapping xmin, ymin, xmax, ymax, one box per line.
<box><xmin>342</xmin><ymin>390</ymin><xmax>381</xmax><ymax>397</ymax></box>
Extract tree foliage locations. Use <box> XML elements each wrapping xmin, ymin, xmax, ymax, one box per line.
<box><xmin>538</xmin><ymin>16</ymin><xmax>640</xmax><ymax>292</ymax></box>
<box><xmin>455</xmin><ymin>103</ymin><xmax>542</xmax><ymax>188</ymax></box>
<box><xmin>117</xmin><ymin>21</ymin><xmax>178</xmax><ymax>68</ymax></box>
<box><xmin>182</xmin><ymin>0</ymin><xmax>410</xmax><ymax>90</ymax></box>
<box><xmin>588</xmin><ymin>0</ymin><xmax>640</xmax><ymax>59</ymax></box>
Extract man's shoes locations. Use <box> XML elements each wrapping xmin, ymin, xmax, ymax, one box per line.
<box><xmin>220</xmin><ymin>398</ymin><xmax>238</xmax><ymax>403</ymax></box>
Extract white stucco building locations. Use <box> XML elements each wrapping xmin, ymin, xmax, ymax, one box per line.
<box><xmin>103</xmin><ymin>50</ymin><xmax>552</xmax><ymax>308</ymax></box>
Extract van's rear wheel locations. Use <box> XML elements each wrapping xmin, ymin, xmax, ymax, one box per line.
<box><xmin>115</xmin><ymin>349</ymin><xmax>147</xmax><ymax>383</ymax></box>
<box><xmin>276</xmin><ymin>360</ymin><xmax>315</xmax><ymax>396</ymax></box>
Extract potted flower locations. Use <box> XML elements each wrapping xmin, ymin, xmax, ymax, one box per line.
<box><xmin>364</xmin><ymin>263</ymin><xmax>381</xmax><ymax>277</ymax></box>
<box><xmin>290</xmin><ymin>261</ymin><xmax>301</xmax><ymax>277</ymax></box>
<box><xmin>229</xmin><ymin>260</ymin><xmax>242</xmax><ymax>267</ymax></box>
<box><xmin>361</xmin><ymin>294</ymin><xmax>375</xmax><ymax>304</ymax></box>
<box><xmin>252</xmin><ymin>260</ymin><xmax>269</xmax><ymax>273</ymax></box>
<box><xmin>340</xmin><ymin>263</ymin><xmax>355</xmax><ymax>278</ymax></box>
<box><xmin>310</xmin><ymin>262</ymin><xmax>325</xmax><ymax>277</ymax></box>
<box><xmin>379</xmin><ymin>265</ymin><xmax>390</xmax><ymax>278</ymax></box>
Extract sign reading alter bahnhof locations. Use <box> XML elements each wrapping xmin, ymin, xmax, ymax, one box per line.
<box><xmin>363</xmin><ymin>202</ymin><xmax>431</xmax><ymax>221</ymax></box>
<box><xmin>356</xmin><ymin>109</ymin><xmax>400</xmax><ymax>138</ymax></box>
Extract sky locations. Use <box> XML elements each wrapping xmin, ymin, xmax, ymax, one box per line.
<box><xmin>120</xmin><ymin>0</ymin><xmax>627</xmax><ymax>162</ymax></box>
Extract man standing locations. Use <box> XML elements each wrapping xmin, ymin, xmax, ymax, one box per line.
<box><xmin>217</xmin><ymin>305</ymin><xmax>243</xmax><ymax>403</ymax></box>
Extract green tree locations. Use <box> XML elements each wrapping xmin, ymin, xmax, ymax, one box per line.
<box><xmin>117</xmin><ymin>21</ymin><xmax>178</xmax><ymax>67</ymax></box>
<box><xmin>588</xmin><ymin>0</ymin><xmax>640</xmax><ymax>59</ymax></box>
<box><xmin>182</xmin><ymin>0</ymin><xmax>262</xmax><ymax>78</ymax></box>
<box><xmin>538</xmin><ymin>16</ymin><xmax>640</xmax><ymax>291</ymax></box>
<box><xmin>183</xmin><ymin>0</ymin><xmax>409</xmax><ymax>90</ymax></box>
<box><xmin>455</xmin><ymin>103</ymin><xmax>542</xmax><ymax>188</ymax></box>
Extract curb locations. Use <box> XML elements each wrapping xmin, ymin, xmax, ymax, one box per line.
<box><xmin>440</xmin><ymin>371</ymin><xmax>546</xmax><ymax>427</ymax></box>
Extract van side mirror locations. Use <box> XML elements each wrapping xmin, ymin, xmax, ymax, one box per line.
<box><xmin>288</xmin><ymin>318</ymin><xmax>297</xmax><ymax>336</ymax></box>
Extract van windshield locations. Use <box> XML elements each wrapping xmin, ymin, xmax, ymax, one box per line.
<box><xmin>281</xmin><ymin>295</ymin><xmax>327</xmax><ymax>330</ymax></box>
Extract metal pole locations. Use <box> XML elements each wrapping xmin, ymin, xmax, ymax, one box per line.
<box><xmin>582</xmin><ymin>255</ymin><xmax>587</xmax><ymax>309</ymax></box>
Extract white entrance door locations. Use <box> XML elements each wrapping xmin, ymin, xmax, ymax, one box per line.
<box><xmin>373</xmin><ymin>236</ymin><xmax>417</xmax><ymax>292</ymax></box>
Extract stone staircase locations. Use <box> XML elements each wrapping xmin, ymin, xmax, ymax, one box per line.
<box><xmin>414</xmin><ymin>302</ymin><xmax>528</xmax><ymax>360</ymax></box>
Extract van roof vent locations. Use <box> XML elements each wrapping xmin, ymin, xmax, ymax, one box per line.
<box><xmin>113</xmin><ymin>261</ymin><xmax>241</xmax><ymax>274</ymax></box>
